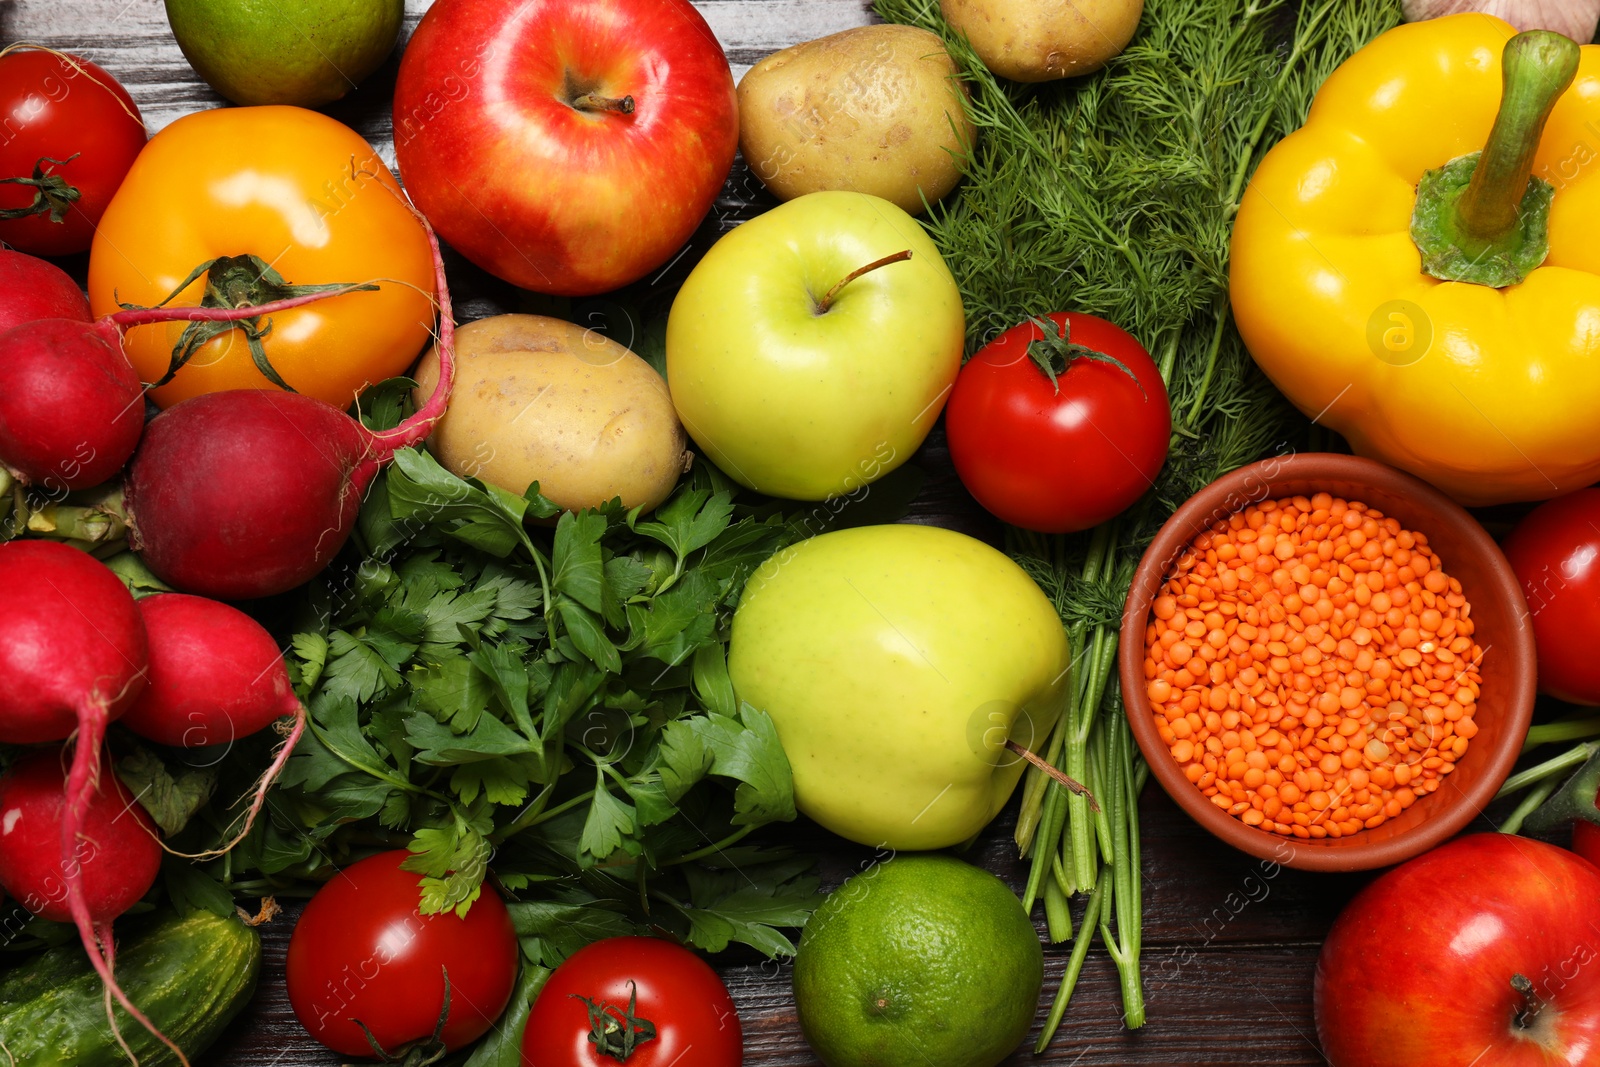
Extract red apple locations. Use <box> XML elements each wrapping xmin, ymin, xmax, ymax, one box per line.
<box><xmin>1316</xmin><ymin>834</ymin><xmax>1600</xmax><ymax>1066</ymax></box>
<box><xmin>392</xmin><ymin>0</ymin><xmax>738</xmax><ymax>296</ymax></box>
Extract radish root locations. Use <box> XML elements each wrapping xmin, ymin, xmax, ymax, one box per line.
<box><xmin>162</xmin><ymin>705</ymin><xmax>307</xmax><ymax>862</ymax></box>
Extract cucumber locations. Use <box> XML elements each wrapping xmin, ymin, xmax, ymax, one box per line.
<box><xmin>0</xmin><ymin>908</ymin><xmax>261</xmax><ymax>1067</ymax></box>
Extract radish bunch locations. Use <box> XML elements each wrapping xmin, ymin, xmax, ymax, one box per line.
<box><xmin>0</xmin><ymin>209</ymin><xmax>454</xmax><ymax>1058</ymax></box>
<box><xmin>0</xmin><ymin>544</ymin><xmax>318</xmax><ymax>1061</ymax></box>
<box><xmin>0</xmin><ymin>542</ymin><xmax>179</xmax><ymax>1056</ymax></box>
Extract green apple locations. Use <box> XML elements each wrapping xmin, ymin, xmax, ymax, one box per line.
<box><xmin>666</xmin><ymin>191</ymin><xmax>965</xmax><ymax>501</ymax></box>
<box><xmin>728</xmin><ymin>524</ymin><xmax>1069</xmax><ymax>850</ymax></box>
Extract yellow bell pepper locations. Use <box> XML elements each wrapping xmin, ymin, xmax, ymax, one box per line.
<box><xmin>1231</xmin><ymin>14</ymin><xmax>1600</xmax><ymax>505</ymax></box>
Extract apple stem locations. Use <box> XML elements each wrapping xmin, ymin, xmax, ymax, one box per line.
<box><xmin>1006</xmin><ymin>739</ymin><xmax>1101</xmax><ymax>813</ymax></box>
<box><xmin>572</xmin><ymin>92</ymin><xmax>635</xmax><ymax>115</ymax></box>
<box><xmin>814</xmin><ymin>249</ymin><xmax>914</xmax><ymax>314</ymax></box>
<box><xmin>1511</xmin><ymin>973</ymin><xmax>1545</xmax><ymax>1029</ymax></box>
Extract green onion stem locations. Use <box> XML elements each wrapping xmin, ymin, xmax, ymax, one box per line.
<box><xmin>1498</xmin><ymin>775</ymin><xmax>1561</xmax><ymax>836</ymax></box>
<box><xmin>1496</xmin><ymin>742</ymin><xmax>1597</xmax><ymax>799</ymax></box>
<box><xmin>1090</xmin><ymin>714</ymin><xmax>1115</xmax><ymax>863</ymax></box>
<box><xmin>1016</xmin><ymin>667</ymin><xmax>1076</xmax><ymax>853</ymax></box>
<box><xmin>1023</xmin><ymin>755</ymin><xmax>1073</xmax><ymax>911</ymax></box>
<box><xmin>1053</xmin><ymin>850</ymin><xmax>1074</xmax><ymax>902</ymax></box>
<box><xmin>1043</xmin><ymin>870</ymin><xmax>1074</xmax><ymax>944</ymax></box>
<box><xmin>1102</xmin><ymin>710</ymin><xmax>1146</xmax><ymax>1028</ymax></box>
<box><xmin>1035</xmin><ymin>869</ymin><xmax>1109</xmax><ymax>1053</ymax></box>
<box><xmin>1524</xmin><ymin>718</ymin><xmax>1600</xmax><ymax>752</ymax></box>
<box><xmin>1068</xmin><ymin>628</ymin><xmax>1121</xmax><ymax>892</ymax></box>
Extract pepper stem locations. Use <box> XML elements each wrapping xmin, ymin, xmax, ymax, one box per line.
<box><xmin>1457</xmin><ymin>32</ymin><xmax>1580</xmax><ymax>242</ymax></box>
<box><xmin>1409</xmin><ymin>31</ymin><xmax>1580</xmax><ymax>288</ymax></box>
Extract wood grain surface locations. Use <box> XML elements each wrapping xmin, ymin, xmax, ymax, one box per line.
<box><xmin>0</xmin><ymin>1</ymin><xmax>1534</xmax><ymax>1064</ymax></box>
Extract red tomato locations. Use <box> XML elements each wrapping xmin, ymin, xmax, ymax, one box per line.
<box><xmin>286</xmin><ymin>851</ymin><xmax>519</xmax><ymax>1057</ymax></box>
<box><xmin>1502</xmin><ymin>489</ymin><xmax>1600</xmax><ymax>705</ymax></box>
<box><xmin>0</xmin><ymin>49</ymin><xmax>145</xmax><ymax>256</ymax></box>
<box><xmin>945</xmin><ymin>312</ymin><xmax>1171</xmax><ymax>533</ymax></box>
<box><xmin>521</xmin><ymin>937</ymin><xmax>742</xmax><ymax>1067</ymax></box>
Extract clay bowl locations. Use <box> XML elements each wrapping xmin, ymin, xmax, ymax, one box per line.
<box><xmin>1120</xmin><ymin>453</ymin><xmax>1535</xmax><ymax>872</ymax></box>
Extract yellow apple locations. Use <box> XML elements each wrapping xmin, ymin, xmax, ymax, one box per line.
<box><xmin>728</xmin><ymin>524</ymin><xmax>1069</xmax><ymax>850</ymax></box>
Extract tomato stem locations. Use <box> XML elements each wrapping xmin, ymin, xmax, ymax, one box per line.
<box><xmin>352</xmin><ymin>966</ymin><xmax>452</xmax><ymax>1066</ymax></box>
<box><xmin>0</xmin><ymin>154</ymin><xmax>81</xmax><ymax>223</ymax></box>
<box><xmin>573</xmin><ymin>980</ymin><xmax>658</xmax><ymax>1062</ymax></box>
<box><xmin>113</xmin><ymin>254</ymin><xmax>380</xmax><ymax>391</ymax></box>
<box><xmin>813</xmin><ymin>250</ymin><xmax>913</xmax><ymax>314</ymax></box>
<box><xmin>1025</xmin><ymin>316</ymin><xmax>1145</xmax><ymax>398</ymax></box>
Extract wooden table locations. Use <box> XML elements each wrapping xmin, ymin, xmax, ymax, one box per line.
<box><xmin>0</xmin><ymin>1</ymin><xmax>1532</xmax><ymax>1063</ymax></box>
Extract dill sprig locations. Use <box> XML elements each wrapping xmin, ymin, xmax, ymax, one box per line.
<box><xmin>877</xmin><ymin>0</ymin><xmax>1403</xmax><ymax>1043</ymax></box>
<box><xmin>877</xmin><ymin>0</ymin><xmax>1402</xmax><ymax>559</ymax></box>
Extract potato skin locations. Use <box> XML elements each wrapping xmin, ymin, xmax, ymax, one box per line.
<box><xmin>940</xmin><ymin>0</ymin><xmax>1143</xmax><ymax>82</ymax></box>
<box><xmin>412</xmin><ymin>315</ymin><xmax>688</xmax><ymax>513</ymax></box>
<box><xmin>737</xmin><ymin>24</ymin><xmax>975</xmax><ymax>216</ymax></box>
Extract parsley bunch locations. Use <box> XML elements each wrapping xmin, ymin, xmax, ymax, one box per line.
<box><xmin>188</xmin><ymin>434</ymin><xmax>825</xmax><ymax>964</ymax></box>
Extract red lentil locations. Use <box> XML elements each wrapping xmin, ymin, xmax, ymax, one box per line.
<box><xmin>1144</xmin><ymin>493</ymin><xmax>1484</xmax><ymax>838</ymax></box>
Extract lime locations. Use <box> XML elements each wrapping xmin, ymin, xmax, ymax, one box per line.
<box><xmin>792</xmin><ymin>853</ymin><xmax>1043</xmax><ymax>1067</ymax></box>
<box><xmin>164</xmin><ymin>0</ymin><xmax>403</xmax><ymax>107</ymax></box>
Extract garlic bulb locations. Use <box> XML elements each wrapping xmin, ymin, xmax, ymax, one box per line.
<box><xmin>1403</xmin><ymin>0</ymin><xmax>1600</xmax><ymax>42</ymax></box>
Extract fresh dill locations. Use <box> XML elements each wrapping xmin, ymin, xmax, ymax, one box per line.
<box><xmin>877</xmin><ymin>0</ymin><xmax>1404</xmax><ymax>1042</ymax></box>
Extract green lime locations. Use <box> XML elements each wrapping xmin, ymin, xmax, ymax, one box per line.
<box><xmin>792</xmin><ymin>853</ymin><xmax>1043</xmax><ymax>1067</ymax></box>
<box><xmin>164</xmin><ymin>0</ymin><xmax>403</xmax><ymax>107</ymax></box>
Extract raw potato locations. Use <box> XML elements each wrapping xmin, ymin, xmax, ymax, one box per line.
<box><xmin>941</xmin><ymin>0</ymin><xmax>1144</xmax><ymax>82</ymax></box>
<box><xmin>737</xmin><ymin>24</ymin><xmax>976</xmax><ymax>216</ymax></box>
<box><xmin>412</xmin><ymin>315</ymin><xmax>689</xmax><ymax>513</ymax></box>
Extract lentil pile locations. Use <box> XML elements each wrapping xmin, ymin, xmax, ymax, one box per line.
<box><xmin>1143</xmin><ymin>493</ymin><xmax>1483</xmax><ymax>839</ymax></box>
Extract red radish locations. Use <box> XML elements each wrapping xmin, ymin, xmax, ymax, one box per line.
<box><xmin>0</xmin><ymin>748</ymin><xmax>175</xmax><ymax>1062</ymax></box>
<box><xmin>0</xmin><ymin>748</ymin><xmax>161</xmax><ymax>925</ymax></box>
<box><xmin>123</xmin><ymin>218</ymin><xmax>456</xmax><ymax>601</ymax></box>
<box><xmin>0</xmin><ymin>248</ymin><xmax>91</xmax><ymax>332</ymax></box>
<box><xmin>120</xmin><ymin>593</ymin><xmax>300</xmax><ymax>746</ymax></box>
<box><xmin>0</xmin><ymin>541</ymin><xmax>181</xmax><ymax>1059</ymax></box>
<box><xmin>0</xmin><ymin>317</ymin><xmax>144</xmax><ymax>492</ymax></box>
<box><xmin>0</xmin><ymin>275</ymin><xmax>378</xmax><ymax>495</ymax></box>
<box><xmin>119</xmin><ymin>593</ymin><xmax>305</xmax><ymax>854</ymax></box>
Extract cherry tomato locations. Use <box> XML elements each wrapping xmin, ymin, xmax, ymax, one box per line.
<box><xmin>0</xmin><ymin>48</ymin><xmax>145</xmax><ymax>256</ymax></box>
<box><xmin>945</xmin><ymin>312</ymin><xmax>1171</xmax><ymax>533</ymax></box>
<box><xmin>521</xmin><ymin>936</ymin><xmax>742</xmax><ymax>1067</ymax></box>
<box><xmin>1503</xmin><ymin>489</ymin><xmax>1600</xmax><ymax>705</ymax></box>
<box><xmin>87</xmin><ymin>105</ymin><xmax>435</xmax><ymax>410</ymax></box>
<box><xmin>286</xmin><ymin>851</ymin><xmax>519</xmax><ymax>1058</ymax></box>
